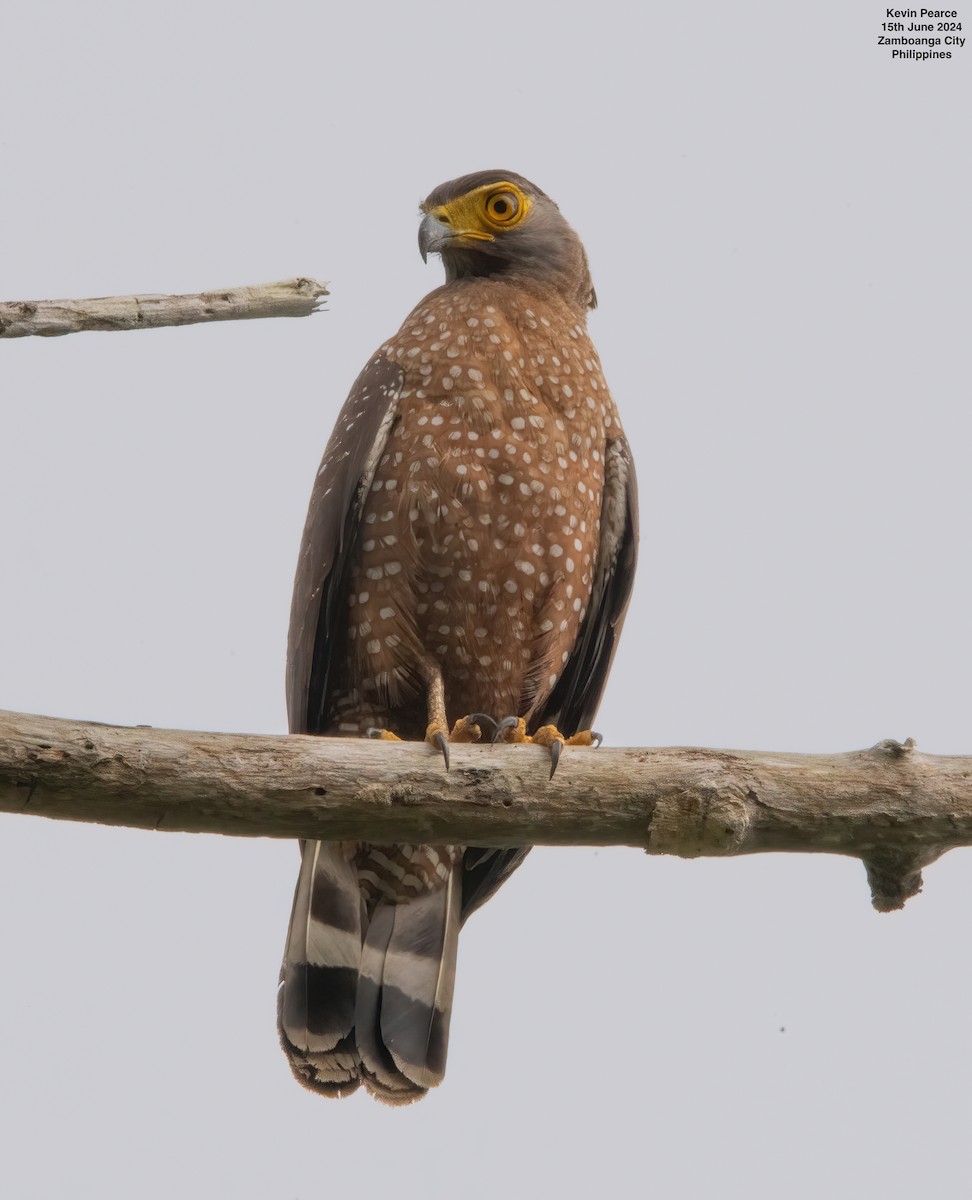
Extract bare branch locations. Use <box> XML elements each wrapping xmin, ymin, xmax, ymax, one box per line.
<box><xmin>1</xmin><ymin>709</ymin><xmax>969</xmax><ymax>910</ymax></box>
<box><xmin>0</xmin><ymin>277</ymin><xmax>328</xmax><ymax>338</ymax></box>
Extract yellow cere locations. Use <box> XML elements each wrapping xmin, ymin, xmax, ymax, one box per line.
<box><xmin>428</xmin><ymin>181</ymin><xmax>532</xmax><ymax>243</ymax></box>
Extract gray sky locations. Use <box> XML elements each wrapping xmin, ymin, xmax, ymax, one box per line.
<box><xmin>2</xmin><ymin>2</ymin><xmax>970</xmax><ymax>1196</ymax></box>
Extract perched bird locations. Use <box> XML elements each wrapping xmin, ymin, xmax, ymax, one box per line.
<box><xmin>278</xmin><ymin>170</ymin><xmax>638</xmax><ymax>1104</ymax></box>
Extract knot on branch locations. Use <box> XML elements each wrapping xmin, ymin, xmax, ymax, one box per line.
<box><xmin>862</xmin><ymin>848</ymin><xmax>938</xmax><ymax>912</ymax></box>
<box><xmin>871</xmin><ymin>737</ymin><xmax>917</xmax><ymax>759</ymax></box>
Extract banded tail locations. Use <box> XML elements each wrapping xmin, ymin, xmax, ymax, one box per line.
<box><xmin>277</xmin><ymin>840</ymin><xmax>460</xmax><ymax>1105</ymax></box>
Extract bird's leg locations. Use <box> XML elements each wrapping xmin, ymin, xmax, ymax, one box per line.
<box><xmin>492</xmin><ymin>717</ymin><xmax>602</xmax><ymax>779</ymax></box>
<box><xmin>368</xmin><ymin>665</ymin><xmax>487</xmax><ymax>765</ymax></box>
<box><xmin>416</xmin><ymin>656</ymin><xmax>452</xmax><ymax>768</ymax></box>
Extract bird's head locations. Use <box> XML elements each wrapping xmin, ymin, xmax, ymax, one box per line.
<box><xmin>418</xmin><ymin>170</ymin><xmax>596</xmax><ymax>310</ymax></box>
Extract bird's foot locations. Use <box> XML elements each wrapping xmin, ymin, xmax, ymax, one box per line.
<box><xmin>492</xmin><ymin>717</ymin><xmax>602</xmax><ymax>778</ymax></box>
<box><xmin>432</xmin><ymin>713</ymin><xmax>503</xmax><ymax>766</ymax></box>
<box><xmin>492</xmin><ymin>716</ymin><xmax>530</xmax><ymax>744</ymax></box>
<box><xmin>368</xmin><ymin>720</ymin><xmax>479</xmax><ymax>770</ymax></box>
<box><xmin>449</xmin><ymin>713</ymin><xmax>499</xmax><ymax>743</ymax></box>
<box><xmin>532</xmin><ymin>724</ymin><xmax>604</xmax><ymax>779</ymax></box>
<box><xmin>366</xmin><ymin>727</ymin><xmax>401</xmax><ymax>741</ymax></box>
<box><xmin>364</xmin><ymin>715</ymin><xmax>492</xmax><ymax>763</ymax></box>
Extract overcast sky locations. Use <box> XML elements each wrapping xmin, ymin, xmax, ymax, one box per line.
<box><xmin>2</xmin><ymin>2</ymin><xmax>970</xmax><ymax>1196</ymax></box>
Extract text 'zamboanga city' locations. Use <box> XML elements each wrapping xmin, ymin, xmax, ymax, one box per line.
<box><xmin>881</xmin><ymin>7</ymin><xmax>964</xmax><ymax>57</ymax></box>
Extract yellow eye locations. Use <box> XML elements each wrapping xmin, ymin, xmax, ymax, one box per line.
<box><xmin>484</xmin><ymin>189</ymin><xmax>521</xmax><ymax>225</ymax></box>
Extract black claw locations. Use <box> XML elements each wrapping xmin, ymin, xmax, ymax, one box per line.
<box><xmin>549</xmin><ymin>739</ymin><xmax>562</xmax><ymax>780</ymax></box>
<box><xmin>464</xmin><ymin>713</ymin><xmax>498</xmax><ymax>740</ymax></box>
<box><xmin>433</xmin><ymin>731</ymin><xmax>450</xmax><ymax>770</ymax></box>
<box><xmin>591</xmin><ymin>731</ymin><xmax>603</xmax><ymax>748</ymax></box>
<box><xmin>492</xmin><ymin>716</ymin><xmax>521</xmax><ymax>744</ymax></box>
<box><xmin>366</xmin><ymin>727</ymin><xmax>385</xmax><ymax>739</ymax></box>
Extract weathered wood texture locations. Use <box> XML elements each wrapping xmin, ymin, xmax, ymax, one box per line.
<box><xmin>0</xmin><ymin>277</ymin><xmax>328</xmax><ymax>338</ymax></box>
<box><xmin>2</xmin><ymin>709</ymin><xmax>970</xmax><ymax>910</ymax></box>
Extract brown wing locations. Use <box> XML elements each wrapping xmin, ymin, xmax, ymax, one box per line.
<box><xmin>287</xmin><ymin>355</ymin><xmax>404</xmax><ymax>735</ymax></box>
<box><xmin>536</xmin><ymin>435</ymin><xmax>639</xmax><ymax>737</ymax></box>
<box><xmin>460</xmin><ymin>436</ymin><xmax>639</xmax><ymax>922</ymax></box>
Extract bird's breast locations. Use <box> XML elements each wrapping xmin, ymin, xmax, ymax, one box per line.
<box><xmin>346</xmin><ymin>282</ymin><xmax>620</xmax><ymax>718</ymax></box>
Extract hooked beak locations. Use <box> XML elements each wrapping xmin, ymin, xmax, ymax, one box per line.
<box><xmin>418</xmin><ymin>210</ymin><xmax>492</xmax><ymax>263</ymax></box>
<box><xmin>418</xmin><ymin>211</ymin><xmax>452</xmax><ymax>263</ymax></box>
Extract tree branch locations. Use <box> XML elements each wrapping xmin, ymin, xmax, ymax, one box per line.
<box><xmin>0</xmin><ymin>277</ymin><xmax>328</xmax><ymax>338</ymax></box>
<box><xmin>1</xmin><ymin>709</ymin><xmax>969</xmax><ymax>911</ymax></box>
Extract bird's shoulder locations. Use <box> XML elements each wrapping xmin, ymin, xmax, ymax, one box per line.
<box><xmin>376</xmin><ymin>277</ymin><xmax>595</xmax><ymax>389</ymax></box>
<box><xmin>395</xmin><ymin>278</ymin><xmax>583</xmax><ymax>340</ymax></box>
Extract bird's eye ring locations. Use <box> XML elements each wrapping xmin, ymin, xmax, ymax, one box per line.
<box><xmin>484</xmin><ymin>190</ymin><xmax>520</xmax><ymax>224</ymax></box>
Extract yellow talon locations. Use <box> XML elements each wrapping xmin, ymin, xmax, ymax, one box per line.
<box><xmin>449</xmin><ymin>716</ymin><xmax>484</xmax><ymax>743</ymax></box>
<box><xmin>492</xmin><ymin>718</ymin><xmax>602</xmax><ymax>778</ymax></box>
<box><xmin>366</xmin><ymin>726</ymin><xmax>401</xmax><ymax>741</ymax></box>
<box><xmin>494</xmin><ymin>716</ymin><xmax>530</xmax><ymax>744</ymax></box>
<box><xmin>564</xmin><ymin>729</ymin><xmax>601</xmax><ymax>747</ymax></box>
<box><xmin>530</xmin><ymin>724</ymin><xmax>564</xmax><ymax>749</ymax></box>
<box><xmin>526</xmin><ymin>725</ymin><xmax>602</xmax><ymax>749</ymax></box>
<box><xmin>425</xmin><ymin>721</ymin><xmax>451</xmax><ymax>769</ymax></box>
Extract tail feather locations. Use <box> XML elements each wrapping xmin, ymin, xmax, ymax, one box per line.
<box><xmin>278</xmin><ymin>841</ymin><xmax>363</xmax><ymax>1095</ymax></box>
<box><xmin>379</xmin><ymin>868</ymin><xmax>459</xmax><ymax>1091</ymax></box>
<box><xmin>278</xmin><ymin>845</ymin><xmax>462</xmax><ymax>1104</ymax></box>
<box><xmin>355</xmin><ymin>905</ymin><xmax>411</xmax><ymax>1097</ymax></box>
